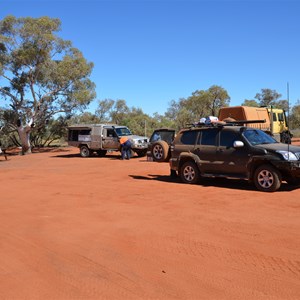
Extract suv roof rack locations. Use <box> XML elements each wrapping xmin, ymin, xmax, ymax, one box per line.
<box><xmin>186</xmin><ymin>119</ymin><xmax>266</xmax><ymax>128</ymax></box>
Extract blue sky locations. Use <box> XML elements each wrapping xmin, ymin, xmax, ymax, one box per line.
<box><xmin>1</xmin><ymin>0</ymin><xmax>300</xmax><ymax>116</ymax></box>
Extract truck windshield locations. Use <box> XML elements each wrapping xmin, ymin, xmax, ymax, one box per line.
<box><xmin>243</xmin><ymin>129</ymin><xmax>277</xmax><ymax>146</ymax></box>
<box><xmin>115</xmin><ymin>127</ymin><xmax>132</xmax><ymax>136</ymax></box>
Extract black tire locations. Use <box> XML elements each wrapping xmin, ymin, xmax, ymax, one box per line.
<box><xmin>180</xmin><ymin>161</ymin><xmax>200</xmax><ymax>184</ymax></box>
<box><xmin>170</xmin><ymin>169</ymin><xmax>178</xmax><ymax>178</ymax></box>
<box><xmin>97</xmin><ymin>150</ymin><xmax>107</xmax><ymax>157</ymax></box>
<box><xmin>253</xmin><ymin>164</ymin><xmax>282</xmax><ymax>192</ymax></box>
<box><xmin>287</xmin><ymin>178</ymin><xmax>300</xmax><ymax>186</ymax></box>
<box><xmin>80</xmin><ymin>145</ymin><xmax>91</xmax><ymax>157</ymax></box>
<box><xmin>135</xmin><ymin>149</ymin><xmax>147</xmax><ymax>157</ymax></box>
<box><xmin>151</xmin><ymin>140</ymin><xmax>170</xmax><ymax>162</ymax></box>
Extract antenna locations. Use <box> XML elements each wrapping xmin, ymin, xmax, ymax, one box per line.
<box><xmin>287</xmin><ymin>82</ymin><xmax>290</xmax><ymax>156</ymax></box>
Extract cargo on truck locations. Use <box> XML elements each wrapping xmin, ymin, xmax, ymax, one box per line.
<box><xmin>218</xmin><ymin>106</ymin><xmax>293</xmax><ymax>144</ymax></box>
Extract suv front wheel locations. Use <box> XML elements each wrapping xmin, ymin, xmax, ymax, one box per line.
<box><xmin>253</xmin><ymin>164</ymin><xmax>282</xmax><ymax>192</ymax></box>
<box><xmin>180</xmin><ymin>161</ymin><xmax>200</xmax><ymax>184</ymax></box>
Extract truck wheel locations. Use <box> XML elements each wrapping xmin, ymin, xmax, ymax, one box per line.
<box><xmin>80</xmin><ymin>145</ymin><xmax>91</xmax><ymax>157</ymax></box>
<box><xmin>97</xmin><ymin>150</ymin><xmax>107</xmax><ymax>157</ymax></box>
<box><xmin>151</xmin><ymin>141</ymin><xmax>169</xmax><ymax>162</ymax></box>
<box><xmin>254</xmin><ymin>164</ymin><xmax>282</xmax><ymax>192</ymax></box>
<box><xmin>180</xmin><ymin>161</ymin><xmax>200</xmax><ymax>184</ymax></box>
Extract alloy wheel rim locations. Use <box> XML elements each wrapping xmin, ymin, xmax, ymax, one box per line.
<box><xmin>258</xmin><ymin>170</ymin><xmax>274</xmax><ymax>188</ymax></box>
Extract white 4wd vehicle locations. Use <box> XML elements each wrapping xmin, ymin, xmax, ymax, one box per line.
<box><xmin>67</xmin><ymin>124</ymin><xmax>149</xmax><ymax>157</ymax></box>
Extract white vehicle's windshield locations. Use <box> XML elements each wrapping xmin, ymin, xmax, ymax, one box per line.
<box><xmin>115</xmin><ymin>127</ymin><xmax>132</xmax><ymax>136</ymax></box>
<box><xmin>243</xmin><ymin>129</ymin><xmax>277</xmax><ymax>146</ymax></box>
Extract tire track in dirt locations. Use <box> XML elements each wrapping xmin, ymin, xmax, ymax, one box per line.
<box><xmin>0</xmin><ymin>229</ymin><xmax>148</xmax><ymax>299</ymax></box>
<box><xmin>132</xmin><ymin>234</ymin><xmax>300</xmax><ymax>299</ymax></box>
<box><xmin>149</xmin><ymin>234</ymin><xmax>300</xmax><ymax>279</ymax></box>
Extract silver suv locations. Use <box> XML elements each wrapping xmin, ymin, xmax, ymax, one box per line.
<box><xmin>68</xmin><ymin>124</ymin><xmax>149</xmax><ymax>158</ymax></box>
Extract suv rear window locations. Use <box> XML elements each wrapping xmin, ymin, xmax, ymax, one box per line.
<box><xmin>180</xmin><ymin>130</ymin><xmax>198</xmax><ymax>145</ymax></box>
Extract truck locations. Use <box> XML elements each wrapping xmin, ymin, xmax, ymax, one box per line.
<box><xmin>67</xmin><ymin>124</ymin><xmax>149</xmax><ymax>158</ymax></box>
<box><xmin>218</xmin><ymin>106</ymin><xmax>293</xmax><ymax>144</ymax></box>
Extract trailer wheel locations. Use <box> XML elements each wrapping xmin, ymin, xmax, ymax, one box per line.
<box><xmin>253</xmin><ymin>164</ymin><xmax>281</xmax><ymax>192</ymax></box>
<box><xmin>80</xmin><ymin>145</ymin><xmax>91</xmax><ymax>157</ymax></box>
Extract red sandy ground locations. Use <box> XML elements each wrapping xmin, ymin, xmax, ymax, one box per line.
<box><xmin>0</xmin><ymin>144</ymin><xmax>300</xmax><ymax>299</ymax></box>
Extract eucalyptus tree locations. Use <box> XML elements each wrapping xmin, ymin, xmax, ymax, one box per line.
<box><xmin>241</xmin><ymin>99</ymin><xmax>259</xmax><ymax>107</ymax></box>
<box><xmin>165</xmin><ymin>85</ymin><xmax>230</xmax><ymax>128</ymax></box>
<box><xmin>207</xmin><ymin>85</ymin><xmax>230</xmax><ymax>116</ymax></box>
<box><xmin>0</xmin><ymin>16</ymin><xmax>95</xmax><ymax>153</ymax></box>
<box><xmin>289</xmin><ymin>100</ymin><xmax>300</xmax><ymax>130</ymax></box>
<box><xmin>254</xmin><ymin>88</ymin><xmax>281</xmax><ymax>107</ymax></box>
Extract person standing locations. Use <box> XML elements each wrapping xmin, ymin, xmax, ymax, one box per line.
<box><xmin>119</xmin><ymin>136</ymin><xmax>132</xmax><ymax>160</ymax></box>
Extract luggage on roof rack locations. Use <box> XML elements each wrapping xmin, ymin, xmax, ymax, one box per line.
<box><xmin>186</xmin><ymin>119</ymin><xmax>266</xmax><ymax>128</ymax></box>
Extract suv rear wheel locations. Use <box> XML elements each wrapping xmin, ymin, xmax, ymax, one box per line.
<box><xmin>180</xmin><ymin>161</ymin><xmax>200</xmax><ymax>184</ymax></box>
<box><xmin>254</xmin><ymin>164</ymin><xmax>282</xmax><ymax>192</ymax></box>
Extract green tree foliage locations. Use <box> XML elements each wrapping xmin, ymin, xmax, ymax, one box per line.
<box><xmin>241</xmin><ymin>99</ymin><xmax>259</xmax><ymax>107</ymax></box>
<box><xmin>70</xmin><ymin>112</ymin><xmax>100</xmax><ymax>124</ymax></box>
<box><xmin>165</xmin><ymin>85</ymin><xmax>230</xmax><ymax>129</ymax></box>
<box><xmin>0</xmin><ymin>15</ymin><xmax>96</xmax><ymax>152</ymax></box>
<box><xmin>89</xmin><ymin>99</ymin><xmax>174</xmax><ymax>137</ymax></box>
<box><xmin>289</xmin><ymin>100</ymin><xmax>300</xmax><ymax>130</ymax></box>
<box><xmin>242</xmin><ymin>90</ymin><xmax>288</xmax><ymax>111</ymax></box>
<box><xmin>275</xmin><ymin>99</ymin><xmax>289</xmax><ymax>111</ymax></box>
<box><xmin>30</xmin><ymin>116</ymin><xmax>69</xmax><ymax>147</ymax></box>
<box><xmin>254</xmin><ymin>88</ymin><xmax>281</xmax><ymax>107</ymax></box>
<box><xmin>207</xmin><ymin>85</ymin><xmax>230</xmax><ymax>116</ymax></box>
<box><xmin>95</xmin><ymin>99</ymin><xmax>114</xmax><ymax>123</ymax></box>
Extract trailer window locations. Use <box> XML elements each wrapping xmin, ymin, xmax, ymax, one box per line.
<box><xmin>68</xmin><ymin>129</ymin><xmax>91</xmax><ymax>141</ymax></box>
<box><xmin>272</xmin><ymin>113</ymin><xmax>277</xmax><ymax>121</ymax></box>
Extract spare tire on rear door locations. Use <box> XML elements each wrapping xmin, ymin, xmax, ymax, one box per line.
<box><xmin>151</xmin><ymin>140</ymin><xmax>170</xmax><ymax>162</ymax></box>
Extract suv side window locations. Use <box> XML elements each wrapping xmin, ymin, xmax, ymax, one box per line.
<box><xmin>106</xmin><ymin>128</ymin><xmax>117</xmax><ymax>137</ymax></box>
<box><xmin>180</xmin><ymin>130</ymin><xmax>198</xmax><ymax>145</ymax></box>
<box><xmin>220</xmin><ymin>131</ymin><xmax>239</xmax><ymax>148</ymax></box>
<box><xmin>200</xmin><ymin>129</ymin><xmax>219</xmax><ymax>146</ymax></box>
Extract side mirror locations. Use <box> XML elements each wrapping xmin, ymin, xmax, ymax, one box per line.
<box><xmin>233</xmin><ymin>141</ymin><xmax>244</xmax><ymax>148</ymax></box>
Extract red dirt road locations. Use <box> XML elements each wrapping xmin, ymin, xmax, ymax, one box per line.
<box><xmin>1</xmin><ymin>147</ymin><xmax>300</xmax><ymax>299</ymax></box>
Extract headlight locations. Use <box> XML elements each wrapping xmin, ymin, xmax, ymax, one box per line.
<box><xmin>277</xmin><ymin>151</ymin><xmax>298</xmax><ymax>161</ymax></box>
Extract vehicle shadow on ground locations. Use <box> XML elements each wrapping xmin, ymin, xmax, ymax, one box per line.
<box><xmin>130</xmin><ymin>174</ymin><xmax>299</xmax><ymax>192</ymax></box>
<box><xmin>53</xmin><ymin>153</ymin><xmax>141</xmax><ymax>160</ymax></box>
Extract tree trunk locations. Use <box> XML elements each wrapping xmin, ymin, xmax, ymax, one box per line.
<box><xmin>17</xmin><ymin>125</ymin><xmax>32</xmax><ymax>154</ymax></box>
